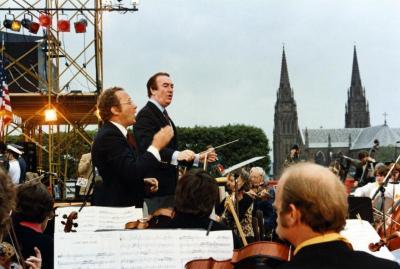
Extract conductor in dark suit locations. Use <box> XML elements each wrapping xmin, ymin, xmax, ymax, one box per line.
<box><xmin>134</xmin><ymin>72</ymin><xmax>216</xmax><ymax>214</ymax></box>
<box><xmin>91</xmin><ymin>86</ymin><xmax>174</xmax><ymax>207</ymax></box>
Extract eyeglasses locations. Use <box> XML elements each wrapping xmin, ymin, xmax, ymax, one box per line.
<box><xmin>120</xmin><ymin>100</ymin><xmax>133</xmax><ymax>106</ymax></box>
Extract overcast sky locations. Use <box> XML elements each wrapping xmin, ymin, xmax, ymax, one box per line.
<box><xmin>100</xmin><ymin>0</ymin><xmax>400</xmax><ymax>144</ymax></box>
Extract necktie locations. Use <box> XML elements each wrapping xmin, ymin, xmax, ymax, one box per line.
<box><xmin>163</xmin><ymin>109</ymin><xmax>171</xmax><ymax>125</ymax></box>
<box><xmin>126</xmin><ymin>132</ymin><xmax>137</xmax><ymax>149</ymax></box>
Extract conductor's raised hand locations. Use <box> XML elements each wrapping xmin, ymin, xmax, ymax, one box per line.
<box><xmin>151</xmin><ymin>126</ymin><xmax>174</xmax><ymax>150</ymax></box>
<box><xmin>177</xmin><ymin>150</ymin><xmax>196</xmax><ymax>162</ymax></box>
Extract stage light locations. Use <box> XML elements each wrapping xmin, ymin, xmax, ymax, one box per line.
<box><xmin>57</xmin><ymin>16</ymin><xmax>70</xmax><ymax>32</ymax></box>
<box><xmin>39</xmin><ymin>13</ymin><xmax>52</xmax><ymax>27</ymax></box>
<box><xmin>21</xmin><ymin>14</ymin><xmax>40</xmax><ymax>34</ymax></box>
<box><xmin>74</xmin><ymin>18</ymin><xmax>87</xmax><ymax>33</ymax></box>
<box><xmin>3</xmin><ymin>15</ymin><xmax>21</xmax><ymax>32</ymax></box>
<box><xmin>44</xmin><ymin>108</ymin><xmax>57</xmax><ymax>122</ymax></box>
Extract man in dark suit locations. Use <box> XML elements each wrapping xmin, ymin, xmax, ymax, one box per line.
<box><xmin>275</xmin><ymin>162</ymin><xmax>399</xmax><ymax>269</ymax></box>
<box><xmin>91</xmin><ymin>86</ymin><xmax>174</xmax><ymax>207</ymax></box>
<box><xmin>134</xmin><ymin>72</ymin><xmax>216</xmax><ymax>214</ymax></box>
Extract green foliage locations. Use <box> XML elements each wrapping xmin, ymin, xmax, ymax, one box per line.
<box><xmin>177</xmin><ymin>124</ymin><xmax>271</xmax><ymax>173</ymax></box>
<box><xmin>374</xmin><ymin>146</ymin><xmax>399</xmax><ymax>163</ymax></box>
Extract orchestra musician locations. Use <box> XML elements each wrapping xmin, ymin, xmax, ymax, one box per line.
<box><xmin>353</xmin><ymin>164</ymin><xmax>389</xmax><ymax>199</ymax></box>
<box><xmin>159</xmin><ymin>169</ymin><xmax>240</xmax><ymax>248</ymax></box>
<box><xmin>248</xmin><ymin>167</ymin><xmax>276</xmax><ymax>239</ymax></box>
<box><xmin>0</xmin><ymin>169</ymin><xmax>42</xmax><ymax>269</ymax></box>
<box><xmin>283</xmin><ymin>144</ymin><xmax>301</xmax><ymax>169</ymax></box>
<box><xmin>8</xmin><ymin>181</ymin><xmax>54</xmax><ymax>269</ymax></box>
<box><xmin>353</xmin><ymin>151</ymin><xmax>376</xmax><ymax>187</ymax></box>
<box><xmin>216</xmin><ymin>169</ymin><xmax>255</xmax><ymax>245</ymax></box>
<box><xmin>373</xmin><ymin>163</ymin><xmax>400</xmax><ymax>207</ymax></box>
<box><xmin>274</xmin><ymin>162</ymin><xmax>399</xmax><ymax>269</ymax></box>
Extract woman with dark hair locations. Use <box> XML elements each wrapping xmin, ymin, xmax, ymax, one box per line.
<box><xmin>165</xmin><ymin>169</ymin><xmax>226</xmax><ymax>229</ymax></box>
<box><xmin>9</xmin><ymin>180</ymin><xmax>53</xmax><ymax>269</ymax></box>
<box><xmin>0</xmin><ymin>169</ymin><xmax>42</xmax><ymax>269</ymax></box>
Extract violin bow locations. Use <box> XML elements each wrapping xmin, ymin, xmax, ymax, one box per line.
<box><xmin>199</xmin><ymin>139</ymin><xmax>240</xmax><ymax>155</ymax></box>
<box><xmin>8</xmin><ymin>220</ymin><xmax>27</xmax><ymax>269</ymax></box>
<box><xmin>199</xmin><ymin>139</ymin><xmax>240</xmax><ymax>171</ymax></box>
<box><xmin>225</xmin><ymin>195</ymin><xmax>248</xmax><ymax>246</ymax></box>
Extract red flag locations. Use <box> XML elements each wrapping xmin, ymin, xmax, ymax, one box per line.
<box><xmin>0</xmin><ymin>81</ymin><xmax>12</xmax><ymax>126</ymax></box>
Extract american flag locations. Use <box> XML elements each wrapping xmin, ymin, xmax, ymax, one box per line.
<box><xmin>0</xmin><ymin>59</ymin><xmax>12</xmax><ymax>126</ymax></box>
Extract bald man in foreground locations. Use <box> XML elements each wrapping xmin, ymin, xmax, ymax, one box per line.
<box><xmin>275</xmin><ymin>162</ymin><xmax>399</xmax><ymax>269</ymax></box>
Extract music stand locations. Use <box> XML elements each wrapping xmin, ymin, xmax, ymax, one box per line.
<box><xmin>348</xmin><ymin>196</ymin><xmax>373</xmax><ymax>223</ymax></box>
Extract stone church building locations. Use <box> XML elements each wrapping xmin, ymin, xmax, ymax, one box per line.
<box><xmin>273</xmin><ymin>46</ymin><xmax>400</xmax><ymax>175</ymax></box>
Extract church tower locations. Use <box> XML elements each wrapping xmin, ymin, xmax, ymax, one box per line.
<box><xmin>273</xmin><ymin>47</ymin><xmax>301</xmax><ymax>175</ymax></box>
<box><xmin>345</xmin><ymin>46</ymin><xmax>370</xmax><ymax>128</ymax></box>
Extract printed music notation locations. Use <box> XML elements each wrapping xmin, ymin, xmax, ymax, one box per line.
<box><xmin>54</xmin><ymin>229</ymin><xmax>234</xmax><ymax>268</ymax></box>
<box><xmin>54</xmin><ymin>206</ymin><xmax>143</xmax><ymax>233</ymax></box>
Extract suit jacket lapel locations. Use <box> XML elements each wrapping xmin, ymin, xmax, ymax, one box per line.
<box><xmin>104</xmin><ymin>122</ymin><xmax>136</xmax><ymax>155</ymax></box>
<box><xmin>146</xmin><ymin>101</ymin><xmax>173</xmax><ymax>127</ymax></box>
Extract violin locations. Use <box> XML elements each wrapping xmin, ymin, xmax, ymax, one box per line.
<box><xmin>372</xmin><ymin>202</ymin><xmax>400</xmax><ymax>251</ymax></box>
<box><xmin>185</xmin><ymin>241</ymin><xmax>291</xmax><ymax>269</ymax></box>
<box><xmin>125</xmin><ymin>208</ymin><xmax>175</xmax><ymax>230</ymax></box>
<box><xmin>0</xmin><ymin>241</ymin><xmax>21</xmax><ymax>269</ymax></box>
<box><xmin>369</xmin><ymin>231</ymin><xmax>400</xmax><ymax>252</ymax></box>
<box><xmin>61</xmin><ymin>211</ymin><xmax>78</xmax><ymax>232</ymax></box>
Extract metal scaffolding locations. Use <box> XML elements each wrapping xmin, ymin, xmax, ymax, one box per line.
<box><xmin>0</xmin><ymin>0</ymin><xmax>137</xmax><ymax>199</ymax></box>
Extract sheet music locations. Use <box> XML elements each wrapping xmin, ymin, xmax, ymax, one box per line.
<box><xmin>54</xmin><ymin>206</ymin><xmax>143</xmax><ymax>233</ymax></box>
<box><xmin>341</xmin><ymin>219</ymin><xmax>395</xmax><ymax>261</ymax></box>
<box><xmin>55</xmin><ymin>229</ymin><xmax>233</xmax><ymax>269</ymax></box>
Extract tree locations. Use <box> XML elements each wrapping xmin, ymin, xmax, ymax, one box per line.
<box><xmin>177</xmin><ymin>124</ymin><xmax>271</xmax><ymax>174</ymax></box>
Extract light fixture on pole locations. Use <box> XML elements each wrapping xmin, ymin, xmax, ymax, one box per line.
<box><xmin>21</xmin><ymin>14</ymin><xmax>40</xmax><ymax>34</ymax></box>
<box><xmin>44</xmin><ymin>107</ymin><xmax>57</xmax><ymax>122</ymax></box>
<box><xmin>3</xmin><ymin>14</ymin><xmax>21</xmax><ymax>32</ymax></box>
<box><xmin>74</xmin><ymin>16</ymin><xmax>87</xmax><ymax>33</ymax></box>
<box><xmin>39</xmin><ymin>13</ymin><xmax>52</xmax><ymax>27</ymax></box>
<box><xmin>57</xmin><ymin>14</ymin><xmax>70</xmax><ymax>32</ymax></box>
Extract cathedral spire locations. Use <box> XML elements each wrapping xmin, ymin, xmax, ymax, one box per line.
<box><xmin>345</xmin><ymin>46</ymin><xmax>370</xmax><ymax>128</ymax></box>
<box><xmin>280</xmin><ymin>46</ymin><xmax>291</xmax><ymax>89</ymax></box>
<box><xmin>273</xmin><ymin>46</ymin><xmax>301</xmax><ymax>175</ymax></box>
<box><xmin>277</xmin><ymin>46</ymin><xmax>292</xmax><ymax>100</ymax></box>
<box><xmin>351</xmin><ymin>46</ymin><xmax>362</xmax><ymax>87</ymax></box>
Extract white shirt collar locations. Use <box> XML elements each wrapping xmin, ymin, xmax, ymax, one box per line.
<box><xmin>149</xmin><ymin>98</ymin><xmax>165</xmax><ymax>113</ymax></box>
<box><xmin>110</xmin><ymin>121</ymin><xmax>127</xmax><ymax>137</ymax></box>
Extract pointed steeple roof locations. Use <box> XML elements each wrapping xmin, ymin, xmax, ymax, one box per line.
<box><xmin>345</xmin><ymin>45</ymin><xmax>370</xmax><ymax>128</ymax></box>
<box><xmin>280</xmin><ymin>46</ymin><xmax>291</xmax><ymax>89</ymax></box>
<box><xmin>351</xmin><ymin>46</ymin><xmax>362</xmax><ymax>87</ymax></box>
